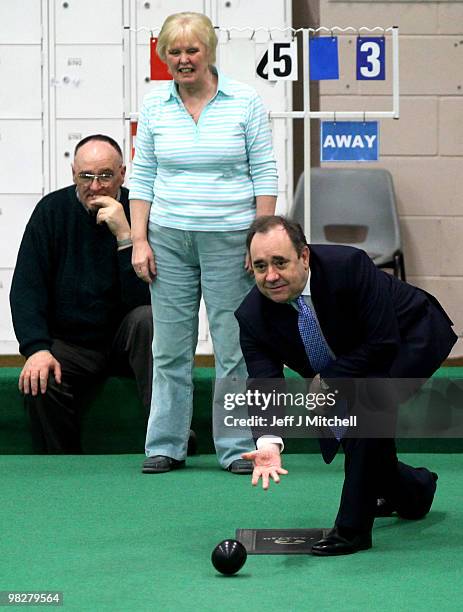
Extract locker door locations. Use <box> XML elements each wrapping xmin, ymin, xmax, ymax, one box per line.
<box><xmin>0</xmin><ymin>121</ymin><xmax>43</xmax><ymax>194</ymax></box>
<box><xmin>0</xmin><ymin>0</ymin><xmax>41</xmax><ymax>44</ymax></box>
<box><xmin>0</xmin><ymin>46</ymin><xmax>42</xmax><ymax>119</ymax></box>
<box><xmin>54</xmin><ymin>46</ymin><xmax>124</xmax><ymax>119</ymax></box>
<box><xmin>55</xmin><ymin>119</ymin><xmax>125</xmax><ymax>189</ymax></box>
<box><xmin>54</xmin><ymin>0</ymin><xmax>124</xmax><ymax>44</ymax></box>
<box><xmin>136</xmin><ymin>46</ymin><xmax>171</xmax><ymax>109</ymax></box>
<box><xmin>135</xmin><ymin>0</ymin><xmax>206</xmax><ymax>31</ymax></box>
<box><xmin>0</xmin><ymin>196</ymin><xmax>37</xmax><ymax>267</ymax></box>
<box><xmin>215</xmin><ymin>0</ymin><xmax>286</xmax><ymax>28</ymax></box>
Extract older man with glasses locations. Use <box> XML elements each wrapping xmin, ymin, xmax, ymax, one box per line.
<box><xmin>9</xmin><ymin>134</ymin><xmax>158</xmax><ymax>454</ymax></box>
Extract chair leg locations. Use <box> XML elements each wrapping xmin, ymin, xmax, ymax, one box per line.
<box><xmin>394</xmin><ymin>252</ymin><xmax>406</xmax><ymax>282</ymax></box>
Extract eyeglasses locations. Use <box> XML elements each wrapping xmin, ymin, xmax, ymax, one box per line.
<box><xmin>76</xmin><ymin>172</ymin><xmax>115</xmax><ymax>185</ymax></box>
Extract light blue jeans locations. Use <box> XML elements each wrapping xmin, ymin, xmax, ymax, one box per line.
<box><xmin>145</xmin><ymin>223</ymin><xmax>254</xmax><ymax>467</ymax></box>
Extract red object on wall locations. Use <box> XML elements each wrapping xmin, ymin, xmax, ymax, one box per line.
<box><xmin>150</xmin><ymin>37</ymin><xmax>172</xmax><ymax>80</ymax></box>
<box><xmin>130</xmin><ymin>120</ymin><xmax>137</xmax><ymax>159</ymax></box>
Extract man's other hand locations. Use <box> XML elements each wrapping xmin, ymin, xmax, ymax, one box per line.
<box><xmin>241</xmin><ymin>443</ymin><xmax>288</xmax><ymax>490</ymax></box>
<box><xmin>19</xmin><ymin>350</ymin><xmax>62</xmax><ymax>396</ymax></box>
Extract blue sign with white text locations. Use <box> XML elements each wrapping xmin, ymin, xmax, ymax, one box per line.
<box><xmin>321</xmin><ymin>121</ymin><xmax>379</xmax><ymax>162</ymax></box>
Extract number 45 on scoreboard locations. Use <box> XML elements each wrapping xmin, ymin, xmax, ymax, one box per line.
<box><xmin>256</xmin><ymin>41</ymin><xmax>298</xmax><ymax>81</ymax></box>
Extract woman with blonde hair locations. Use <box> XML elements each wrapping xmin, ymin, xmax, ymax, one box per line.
<box><xmin>129</xmin><ymin>11</ymin><xmax>278</xmax><ymax>474</ymax></box>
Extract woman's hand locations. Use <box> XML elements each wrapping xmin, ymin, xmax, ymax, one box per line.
<box><xmin>132</xmin><ymin>239</ymin><xmax>156</xmax><ymax>283</ymax></box>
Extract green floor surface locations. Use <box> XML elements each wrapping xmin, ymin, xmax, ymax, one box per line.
<box><xmin>1</xmin><ymin>453</ymin><xmax>462</xmax><ymax>611</ymax></box>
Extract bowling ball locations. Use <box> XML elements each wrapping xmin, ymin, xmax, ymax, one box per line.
<box><xmin>211</xmin><ymin>539</ymin><xmax>247</xmax><ymax>575</ymax></box>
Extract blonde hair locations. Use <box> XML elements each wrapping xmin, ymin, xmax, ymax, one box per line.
<box><xmin>157</xmin><ymin>12</ymin><xmax>218</xmax><ymax>65</ymax></box>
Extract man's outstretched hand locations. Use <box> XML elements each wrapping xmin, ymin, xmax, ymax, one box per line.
<box><xmin>242</xmin><ymin>443</ymin><xmax>288</xmax><ymax>490</ymax></box>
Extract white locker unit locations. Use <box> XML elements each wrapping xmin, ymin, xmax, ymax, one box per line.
<box><xmin>0</xmin><ymin>0</ymin><xmax>44</xmax><ymax>353</ymax></box>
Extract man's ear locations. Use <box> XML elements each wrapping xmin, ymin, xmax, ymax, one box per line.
<box><xmin>301</xmin><ymin>245</ymin><xmax>310</xmax><ymax>270</ymax></box>
<box><xmin>71</xmin><ymin>163</ymin><xmax>77</xmax><ymax>184</ymax></box>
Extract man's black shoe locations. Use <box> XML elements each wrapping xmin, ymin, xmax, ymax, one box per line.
<box><xmin>311</xmin><ymin>527</ymin><xmax>372</xmax><ymax>556</ymax></box>
<box><xmin>375</xmin><ymin>471</ymin><xmax>438</xmax><ymax>517</ymax></box>
<box><xmin>187</xmin><ymin>429</ymin><xmax>197</xmax><ymax>456</ymax></box>
<box><xmin>142</xmin><ymin>456</ymin><xmax>185</xmax><ymax>474</ymax></box>
<box><xmin>375</xmin><ymin>497</ymin><xmax>396</xmax><ymax>517</ymax></box>
<box><xmin>226</xmin><ymin>459</ymin><xmax>253</xmax><ymax>474</ymax></box>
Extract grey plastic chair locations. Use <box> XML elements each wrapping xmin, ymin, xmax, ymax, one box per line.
<box><xmin>291</xmin><ymin>168</ymin><xmax>406</xmax><ymax>280</ymax></box>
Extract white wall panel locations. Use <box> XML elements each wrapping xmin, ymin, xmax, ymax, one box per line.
<box><xmin>55</xmin><ymin>119</ymin><xmax>125</xmax><ymax>189</ymax></box>
<box><xmin>0</xmin><ymin>0</ymin><xmax>42</xmax><ymax>44</ymax></box>
<box><xmin>320</xmin><ymin>1</ymin><xmax>438</xmax><ymax>36</ymax></box>
<box><xmin>54</xmin><ymin>0</ymin><xmax>123</xmax><ymax>44</ymax></box>
<box><xmin>400</xmin><ymin>37</ymin><xmax>463</xmax><ymax>96</ymax></box>
<box><xmin>54</xmin><ymin>46</ymin><xmax>123</xmax><ymax>118</ymax></box>
<box><xmin>0</xmin><ymin>196</ymin><xmax>37</xmax><ymax>267</ymax></box>
<box><xmin>0</xmin><ymin>121</ymin><xmax>43</xmax><ymax>193</ymax></box>
<box><xmin>0</xmin><ymin>46</ymin><xmax>42</xmax><ymax>118</ymax></box>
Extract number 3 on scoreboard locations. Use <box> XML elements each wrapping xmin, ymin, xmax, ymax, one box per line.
<box><xmin>356</xmin><ymin>37</ymin><xmax>385</xmax><ymax>80</ymax></box>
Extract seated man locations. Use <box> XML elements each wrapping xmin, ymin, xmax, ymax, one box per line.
<box><xmin>10</xmin><ymin>134</ymin><xmax>155</xmax><ymax>453</ymax></box>
<box><xmin>236</xmin><ymin>215</ymin><xmax>457</xmax><ymax>555</ymax></box>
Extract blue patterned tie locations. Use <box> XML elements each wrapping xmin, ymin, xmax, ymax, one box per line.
<box><xmin>296</xmin><ymin>295</ymin><xmax>332</xmax><ymax>373</ymax></box>
<box><xmin>297</xmin><ymin>295</ymin><xmax>346</xmax><ymax>442</ymax></box>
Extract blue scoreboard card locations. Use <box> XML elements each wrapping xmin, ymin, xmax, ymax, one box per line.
<box><xmin>356</xmin><ymin>37</ymin><xmax>385</xmax><ymax>80</ymax></box>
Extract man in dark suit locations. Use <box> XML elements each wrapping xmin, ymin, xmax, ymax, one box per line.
<box><xmin>235</xmin><ymin>215</ymin><xmax>457</xmax><ymax>555</ymax></box>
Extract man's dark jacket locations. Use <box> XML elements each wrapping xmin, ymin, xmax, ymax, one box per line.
<box><xmin>236</xmin><ymin>245</ymin><xmax>456</xmax><ymax>380</ymax></box>
<box><xmin>10</xmin><ymin>185</ymin><xmax>150</xmax><ymax>357</ymax></box>
<box><xmin>235</xmin><ymin>245</ymin><xmax>457</xmax><ymax>457</ymax></box>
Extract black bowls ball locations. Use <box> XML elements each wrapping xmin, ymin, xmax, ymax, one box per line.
<box><xmin>211</xmin><ymin>539</ymin><xmax>247</xmax><ymax>575</ymax></box>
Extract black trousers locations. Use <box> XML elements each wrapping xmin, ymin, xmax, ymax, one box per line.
<box><xmin>24</xmin><ymin>306</ymin><xmax>153</xmax><ymax>454</ymax></box>
<box><xmin>335</xmin><ymin>437</ymin><xmax>437</xmax><ymax>532</ymax></box>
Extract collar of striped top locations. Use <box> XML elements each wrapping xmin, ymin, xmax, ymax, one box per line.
<box><xmin>161</xmin><ymin>67</ymin><xmax>234</xmax><ymax>102</ymax></box>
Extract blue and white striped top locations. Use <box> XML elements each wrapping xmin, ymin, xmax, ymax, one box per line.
<box><xmin>129</xmin><ymin>70</ymin><xmax>278</xmax><ymax>231</ymax></box>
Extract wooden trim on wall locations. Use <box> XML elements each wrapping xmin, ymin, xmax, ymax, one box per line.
<box><xmin>0</xmin><ymin>354</ymin><xmax>216</xmax><ymax>368</ymax></box>
<box><xmin>1</xmin><ymin>354</ymin><xmax>462</xmax><ymax>368</ymax></box>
